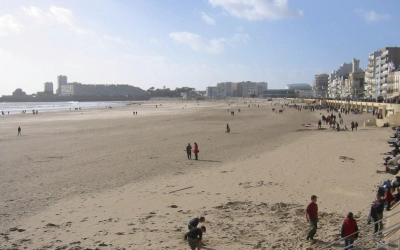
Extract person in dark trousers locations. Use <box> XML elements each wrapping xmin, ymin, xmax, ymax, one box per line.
<box><xmin>355</xmin><ymin>121</ymin><xmax>358</xmax><ymax>130</ymax></box>
<box><xmin>17</xmin><ymin>126</ymin><xmax>21</xmax><ymax>136</ymax></box>
<box><xmin>186</xmin><ymin>226</ymin><xmax>206</xmax><ymax>250</ymax></box>
<box><xmin>371</xmin><ymin>194</ymin><xmax>384</xmax><ymax>234</ymax></box>
<box><xmin>194</xmin><ymin>142</ymin><xmax>199</xmax><ymax>160</ymax></box>
<box><xmin>318</xmin><ymin>120</ymin><xmax>322</xmax><ymax>129</ymax></box>
<box><xmin>341</xmin><ymin>212</ymin><xmax>358</xmax><ymax>249</ymax></box>
<box><xmin>186</xmin><ymin>143</ymin><xmax>192</xmax><ymax>160</ymax></box>
<box><xmin>306</xmin><ymin>195</ymin><xmax>319</xmax><ymax>243</ymax></box>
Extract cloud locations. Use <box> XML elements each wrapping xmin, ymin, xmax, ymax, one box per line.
<box><xmin>48</xmin><ymin>6</ymin><xmax>93</xmax><ymax>35</ymax></box>
<box><xmin>232</xmin><ymin>33</ymin><xmax>250</xmax><ymax>43</ymax></box>
<box><xmin>22</xmin><ymin>6</ymin><xmax>45</xmax><ymax>20</ymax></box>
<box><xmin>201</xmin><ymin>12</ymin><xmax>216</xmax><ymax>25</ymax></box>
<box><xmin>170</xmin><ymin>32</ymin><xmax>225</xmax><ymax>54</ymax></box>
<box><xmin>150</xmin><ymin>38</ymin><xmax>161</xmax><ymax>44</ymax></box>
<box><xmin>169</xmin><ymin>32</ymin><xmax>250</xmax><ymax>54</ymax></box>
<box><xmin>0</xmin><ymin>14</ymin><xmax>24</xmax><ymax>36</ymax></box>
<box><xmin>0</xmin><ymin>48</ymin><xmax>14</xmax><ymax>61</ymax></box>
<box><xmin>103</xmin><ymin>35</ymin><xmax>129</xmax><ymax>45</ymax></box>
<box><xmin>208</xmin><ymin>0</ymin><xmax>303</xmax><ymax>20</ymax></box>
<box><xmin>356</xmin><ymin>9</ymin><xmax>391</xmax><ymax>22</ymax></box>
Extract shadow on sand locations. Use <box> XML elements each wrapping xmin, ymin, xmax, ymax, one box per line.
<box><xmin>197</xmin><ymin>160</ymin><xmax>221</xmax><ymax>163</ymax></box>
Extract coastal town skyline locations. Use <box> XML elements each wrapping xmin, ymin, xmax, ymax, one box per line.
<box><xmin>1</xmin><ymin>0</ymin><xmax>400</xmax><ymax>96</ymax></box>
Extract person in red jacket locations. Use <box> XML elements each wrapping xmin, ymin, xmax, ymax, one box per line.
<box><xmin>305</xmin><ymin>195</ymin><xmax>318</xmax><ymax>243</ymax></box>
<box><xmin>386</xmin><ymin>187</ymin><xmax>395</xmax><ymax>211</ymax></box>
<box><xmin>341</xmin><ymin>212</ymin><xmax>358</xmax><ymax>249</ymax></box>
<box><xmin>194</xmin><ymin>142</ymin><xmax>199</xmax><ymax>160</ymax></box>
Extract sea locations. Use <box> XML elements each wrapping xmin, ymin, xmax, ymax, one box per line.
<box><xmin>0</xmin><ymin>101</ymin><xmax>129</xmax><ymax>114</ymax></box>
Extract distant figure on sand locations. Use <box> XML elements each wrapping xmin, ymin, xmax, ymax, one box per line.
<box><xmin>306</xmin><ymin>195</ymin><xmax>318</xmax><ymax>243</ymax></box>
<box><xmin>341</xmin><ymin>212</ymin><xmax>358</xmax><ymax>249</ymax></box>
<box><xmin>186</xmin><ymin>226</ymin><xmax>206</xmax><ymax>250</ymax></box>
<box><xmin>355</xmin><ymin>121</ymin><xmax>358</xmax><ymax>130</ymax></box>
<box><xmin>351</xmin><ymin>121</ymin><xmax>355</xmax><ymax>131</ymax></box>
<box><xmin>18</xmin><ymin>126</ymin><xmax>21</xmax><ymax>136</ymax></box>
<box><xmin>186</xmin><ymin>143</ymin><xmax>192</xmax><ymax>160</ymax></box>
<box><xmin>317</xmin><ymin>120</ymin><xmax>321</xmax><ymax>129</ymax></box>
<box><xmin>194</xmin><ymin>142</ymin><xmax>199</xmax><ymax>160</ymax></box>
<box><xmin>226</xmin><ymin>124</ymin><xmax>230</xmax><ymax>133</ymax></box>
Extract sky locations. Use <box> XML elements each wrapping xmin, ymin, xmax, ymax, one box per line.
<box><xmin>0</xmin><ymin>0</ymin><xmax>399</xmax><ymax>95</ymax></box>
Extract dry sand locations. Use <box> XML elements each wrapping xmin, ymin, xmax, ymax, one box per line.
<box><xmin>0</xmin><ymin>99</ymin><xmax>393</xmax><ymax>249</ymax></box>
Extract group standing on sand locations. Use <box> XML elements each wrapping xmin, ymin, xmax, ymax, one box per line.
<box><xmin>185</xmin><ymin>142</ymin><xmax>199</xmax><ymax>160</ymax></box>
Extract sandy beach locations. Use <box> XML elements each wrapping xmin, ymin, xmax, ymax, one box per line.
<box><xmin>0</xmin><ymin>99</ymin><xmax>393</xmax><ymax>249</ymax></box>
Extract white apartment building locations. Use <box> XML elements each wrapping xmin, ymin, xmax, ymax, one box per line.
<box><xmin>376</xmin><ymin>47</ymin><xmax>400</xmax><ymax>101</ymax></box>
<box><xmin>257</xmin><ymin>82</ymin><xmax>268</xmax><ymax>98</ymax></box>
<box><xmin>313</xmin><ymin>74</ymin><xmax>329</xmax><ymax>98</ymax></box>
<box><xmin>57</xmin><ymin>75</ymin><xmax>67</xmax><ymax>95</ymax></box>
<box><xmin>212</xmin><ymin>81</ymin><xmax>267</xmax><ymax>97</ymax></box>
<box><xmin>44</xmin><ymin>82</ymin><xmax>53</xmax><ymax>94</ymax></box>
<box><xmin>387</xmin><ymin>70</ymin><xmax>400</xmax><ymax>102</ymax></box>
<box><xmin>328</xmin><ymin>59</ymin><xmax>362</xmax><ymax>99</ymax></box>
<box><xmin>206</xmin><ymin>86</ymin><xmax>218</xmax><ymax>98</ymax></box>
<box><xmin>216</xmin><ymin>82</ymin><xmax>237</xmax><ymax>97</ymax></box>
<box><xmin>364</xmin><ymin>51</ymin><xmax>380</xmax><ymax>98</ymax></box>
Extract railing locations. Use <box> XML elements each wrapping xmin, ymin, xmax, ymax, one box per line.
<box><xmin>318</xmin><ymin>209</ymin><xmax>400</xmax><ymax>249</ymax></box>
<box><xmin>375</xmin><ymin>236</ymin><xmax>400</xmax><ymax>249</ymax></box>
<box><xmin>350</xmin><ymin>221</ymin><xmax>400</xmax><ymax>249</ymax></box>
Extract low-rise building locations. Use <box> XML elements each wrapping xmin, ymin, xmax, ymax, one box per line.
<box><xmin>206</xmin><ymin>86</ymin><xmax>218</xmax><ymax>98</ymax></box>
<box><xmin>263</xmin><ymin>89</ymin><xmax>296</xmax><ymax>98</ymax></box>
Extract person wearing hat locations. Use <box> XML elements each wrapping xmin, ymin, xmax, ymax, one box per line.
<box><xmin>305</xmin><ymin>195</ymin><xmax>319</xmax><ymax>242</ymax></box>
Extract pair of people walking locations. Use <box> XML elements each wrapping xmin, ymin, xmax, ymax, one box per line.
<box><xmin>186</xmin><ymin>142</ymin><xmax>199</xmax><ymax>160</ymax></box>
<box><xmin>306</xmin><ymin>195</ymin><xmax>358</xmax><ymax>249</ymax></box>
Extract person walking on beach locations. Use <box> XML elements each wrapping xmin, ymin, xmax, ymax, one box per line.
<box><xmin>351</xmin><ymin>121</ymin><xmax>355</xmax><ymax>131</ymax></box>
<box><xmin>355</xmin><ymin>121</ymin><xmax>358</xmax><ymax>131</ymax></box>
<box><xmin>341</xmin><ymin>212</ymin><xmax>358</xmax><ymax>249</ymax></box>
<box><xmin>194</xmin><ymin>142</ymin><xmax>199</xmax><ymax>160</ymax></box>
<box><xmin>306</xmin><ymin>195</ymin><xmax>318</xmax><ymax>243</ymax></box>
<box><xmin>317</xmin><ymin>120</ymin><xmax>322</xmax><ymax>129</ymax></box>
<box><xmin>186</xmin><ymin>226</ymin><xmax>206</xmax><ymax>250</ymax></box>
<box><xmin>374</xmin><ymin>194</ymin><xmax>384</xmax><ymax>233</ymax></box>
<box><xmin>17</xmin><ymin>126</ymin><xmax>21</xmax><ymax>136</ymax></box>
<box><xmin>186</xmin><ymin>143</ymin><xmax>192</xmax><ymax>160</ymax></box>
<box><xmin>226</xmin><ymin>124</ymin><xmax>230</xmax><ymax>133</ymax></box>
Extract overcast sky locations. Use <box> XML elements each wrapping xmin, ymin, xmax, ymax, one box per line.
<box><xmin>0</xmin><ymin>0</ymin><xmax>399</xmax><ymax>95</ymax></box>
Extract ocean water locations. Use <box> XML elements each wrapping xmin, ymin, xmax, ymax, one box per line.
<box><xmin>0</xmin><ymin>101</ymin><xmax>128</xmax><ymax>114</ymax></box>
